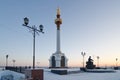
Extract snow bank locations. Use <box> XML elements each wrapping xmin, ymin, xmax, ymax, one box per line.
<box><xmin>0</xmin><ymin>70</ymin><xmax>25</xmax><ymax>80</ymax></box>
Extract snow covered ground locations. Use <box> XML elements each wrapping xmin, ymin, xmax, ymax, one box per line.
<box><xmin>0</xmin><ymin>68</ymin><xmax>120</xmax><ymax>80</ymax></box>
<box><xmin>44</xmin><ymin>69</ymin><xmax>120</xmax><ymax>80</ymax></box>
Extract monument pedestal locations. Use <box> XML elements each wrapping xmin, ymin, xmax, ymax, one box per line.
<box><xmin>49</xmin><ymin>51</ymin><xmax>68</xmax><ymax>68</ymax></box>
<box><xmin>51</xmin><ymin>69</ymin><xmax>67</xmax><ymax>75</ymax></box>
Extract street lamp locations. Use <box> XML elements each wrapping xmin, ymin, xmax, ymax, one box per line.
<box><xmin>116</xmin><ymin>58</ymin><xmax>118</xmax><ymax>67</ymax></box>
<box><xmin>12</xmin><ymin>59</ymin><xmax>16</xmax><ymax>67</ymax></box>
<box><xmin>97</xmin><ymin>56</ymin><xmax>100</xmax><ymax>68</ymax></box>
<box><xmin>24</xmin><ymin>17</ymin><xmax>29</xmax><ymax>26</ymax></box>
<box><xmin>22</xmin><ymin>17</ymin><xmax>44</xmax><ymax>69</ymax></box>
<box><xmin>81</xmin><ymin>52</ymin><xmax>86</xmax><ymax>68</ymax></box>
<box><xmin>6</xmin><ymin>55</ymin><xmax>9</xmax><ymax>67</ymax></box>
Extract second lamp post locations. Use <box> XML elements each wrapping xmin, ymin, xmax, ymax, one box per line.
<box><xmin>81</xmin><ymin>52</ymin><xmax>86</xmax><ymax>68</ymax></box>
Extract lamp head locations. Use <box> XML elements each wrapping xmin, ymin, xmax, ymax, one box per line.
<box><xmin>24</xmin><ymin>17</ymin><xmax>29</xmax><ymax>26</ymax></box>
<box><xmin>39</xmin><ymin>25</ymin><xmax>44</xmax><ymax>33</ymax></box>
<box><xmin>6</xmin><ymin>55</ymin><xmax>8</xmax><ymax>58</ymax></box>
<box><xmin>97</xmin><ymin>56</ymin><xmax>99</xmax><ymax>59</ymax></box>
<box><xmin>81</xmin><ymin>52</ymin><xmax>86</xmax><ymax>56</ymax></box>
<box><xmin>81</xmin><ymin>52</ymin><xmax>83</xmax><ymax>55</ymax></box>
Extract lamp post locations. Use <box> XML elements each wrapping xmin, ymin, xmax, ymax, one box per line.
<box><xmin>116</xmin><ymin>58</ymin><xmax>118</xmax><ymax>67</ymax></box>
<box><xmin>12</xmin><ymin>59</ymin><xmax>16</xmax><ymax>67</ymax></box>
<box><xmin>97</xmin><ymin>56</ymin><xmax>100</xmax><ymax>68</ymax></box>
<box><xmin>22</xmin><ymin>17</ymin><xmax>44</xmax><ymax>69</ymax></box>
<box><xmin>6</xmin><ymin>55</ymin><xmax>9</xmax><ymax>67</ymax></box>
<box><xmin>81</xmin><ymin>52</ymin><xmax>86</xmax><ymax>68</ymax></box>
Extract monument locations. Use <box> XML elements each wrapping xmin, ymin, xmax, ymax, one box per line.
<box><xmin>49</xmin><ymin>8</ymin><xmax>68</xmax><ymax>68</ymax></box>
<box><xmin>86</xmin><ymin>56</ymin><xmax>96</xmax><ymax>69</ymax></box>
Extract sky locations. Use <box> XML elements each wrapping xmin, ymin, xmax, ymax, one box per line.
<box><xmin>0</xmin><ymin>0</ymin><xmax>120</xmax><ymax>67</ymax></box>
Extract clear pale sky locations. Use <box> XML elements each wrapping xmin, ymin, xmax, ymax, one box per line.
<box><xmin>0</xmin><ymin>0</ymin><xmax>120</xmax><ymax>67</ymax></box>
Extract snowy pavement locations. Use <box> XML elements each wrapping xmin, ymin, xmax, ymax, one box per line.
<box><xmin>0</xmin><ymin>68</ymin><xmax>120</xmax><ymax>80</ymax></box>
<box><xmin>44</xmin><ymin>70</ymin><xmax>120</xmax><ymax>80</ymax></box>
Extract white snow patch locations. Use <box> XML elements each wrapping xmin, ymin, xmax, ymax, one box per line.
<box><xmin>44</xmin><ymin>69</ymin><xmax>120</xmax><ymax>80</ymax></box>
<box><xmin>0</xmin><ymin>69</ymin><xmax>120</xmax><ymax>80</ymax></box>
<box><xmin>0</xmin><ymin>70</ymin><xmax>25</xmax><ymax>80</ymax></box>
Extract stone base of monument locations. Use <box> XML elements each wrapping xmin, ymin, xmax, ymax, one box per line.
<box><xmin>25</xmin><ymin>69</ymin><xmax>44</xmax><ymax>80</ymax></box>
<box><xmin>85</xmin><ymin>69</ymin><xmax>115</xmax><ymax>73</ymax></box>
<box><xmin>114</xmin><ymin>67</ymin><xmax>119</xmax><ymax>70</ymax></box>
<box><xmin>80</xmin><ymin>67</ymin><xmax>86</xmax><ymax>71</ymax></box>
<box><xmin>51</xmin><ymin>69</ymin><xmax>67</xmax><ymax>75</ymax></box>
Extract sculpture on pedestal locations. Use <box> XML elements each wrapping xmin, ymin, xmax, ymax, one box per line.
<box><xmin>86</xmin><ymin>56</ymin><xmax>96</xmax><ymax>69</ymax></box>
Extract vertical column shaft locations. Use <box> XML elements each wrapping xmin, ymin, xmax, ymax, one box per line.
<box><xmin>56</xmin><ymin>29</ymin><xmax>61</xmax><ymax>53</ymax></box>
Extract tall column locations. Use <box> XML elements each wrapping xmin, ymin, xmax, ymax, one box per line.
<box><xmin>56</xmin><ymin>29</ymin><xmax>61</xmax><ymax>53</ymax></box>
<box><xmin>55</xmin><ymin>8</ymin><xmax>62</xmax><ymax>53</ymax></box>
<box><xmin>49</xmin><ymin>8</ymin><xmax>68</xmax><ymax>68</ymax></box>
